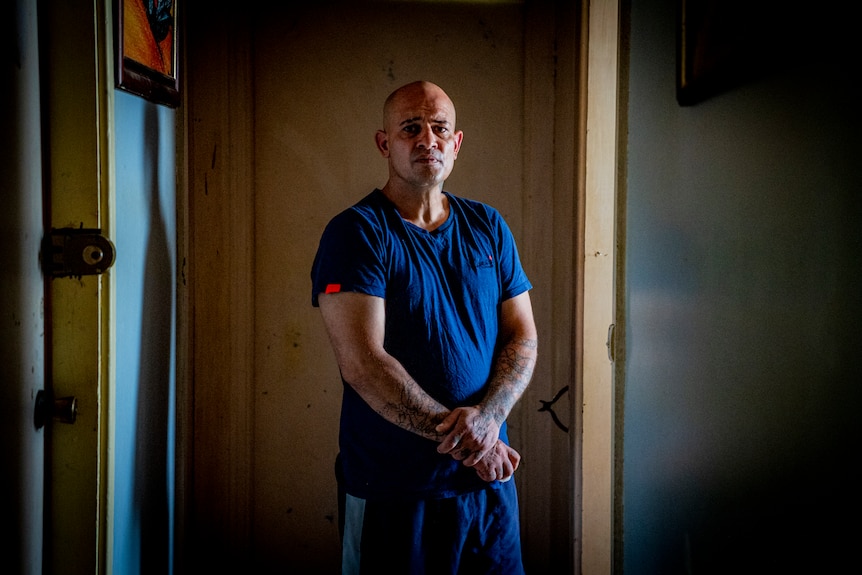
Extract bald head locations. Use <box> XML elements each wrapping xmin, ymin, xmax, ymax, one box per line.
<box><xmin>383</xmin><ymin>81</ymin><xmax>457</xmax><ymax>129</ymax></box>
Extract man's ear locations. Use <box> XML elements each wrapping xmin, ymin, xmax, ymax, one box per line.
<box><xmin>452</xmin><ymin>130</ymin><xmax>464</xmax><ymax>159</ymax></box>
<box><xmin>375</xmin><ymin>130</ymin><xmax>389</xmax><ymax>157</ymax></box>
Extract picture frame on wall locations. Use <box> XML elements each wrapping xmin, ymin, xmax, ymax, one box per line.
<box><xmin>677</xmin><ymin>0</ymin><xmax>792</xmax><ymax>107</ymax></box>
<box><xmin>676</xmin><ymin>0</ymin><xmax>739</xmax><ymax>106</ymax></box>
<box><xmin>115</xmin><ymin>0</ymin><xmax>179</xmax><ymax>108</ymax></box>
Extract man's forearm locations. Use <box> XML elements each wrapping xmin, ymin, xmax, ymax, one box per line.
<box><xmin>480</xmin><ymin>336</ymin><xmax>538</xmax><ymax>426</ymax></box>
<box><xmin>319</xmin><ymin>292</ymin><xmax>450</xmax><ymax>441</ymax></box>
<box><xmin>383</xmin><ymin>375</ymin><xmax>451</xmax><ymax>440</ymax></box>
<box><xmin>346</xmin><ymin>354</ymin><xmax>452</xmax><ymax>442</ymax></box>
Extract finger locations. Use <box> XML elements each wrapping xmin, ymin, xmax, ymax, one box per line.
<box><xmin>476</xmin><ymin>466</ymin><xmax>494</xmax><ymax>482</ymax></box>
<box><xmin>461</xmin><ymin>447</ymin><xmax>488</xmax><ymax>467</ymax></box>
<box><xmin>478</xmin><ymin>455</ymin><xmax>499</xmax><ymax>482</ymax></box>
<box><xmin>500</xmin><ymin>456</ymin><xmax>514</xmax><ymax>481</ymax></box>
<box><xmin>507</xmin><ymin>446</ymin><xmax>521</xmax><ymax>471</ymax></box>
<box><xmin>451</xmin><ymin>446</ymin><xmax>472</xmax><ymax>462</ymax></box>
<box><xmin>436</xmin><ymin>432</ymin><xmax>462</xmax><ymax>455</ymax></box>
<box><xmin>435</xmin><ymin>410</ymin><xmax>459</xmax><ymax>434</ymax></box>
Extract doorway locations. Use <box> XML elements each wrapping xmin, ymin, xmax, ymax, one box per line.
<box><xmin>183</xmin><ymin>1</ymin><xmax>594</xmax><ymax>572</ymax></box>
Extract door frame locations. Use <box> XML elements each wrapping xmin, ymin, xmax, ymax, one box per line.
<box><xmin>578</xmin><ymin>0</ymin><xmax>621</xmax><ymax>572</ymax></box>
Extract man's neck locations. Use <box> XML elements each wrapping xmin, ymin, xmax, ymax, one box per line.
<box><xmin>381</xmin><ymin>183</ymin><xmax>449</xmax><ymax>231</ymax></box>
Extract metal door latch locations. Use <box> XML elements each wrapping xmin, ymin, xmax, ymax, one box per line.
<box><xmin>43</xmin><ymin>227</ymin><xmax>116</xmax><ymax>278</ymax></box>
<box><xmin>34</xmin><ymin>390</ymin><xmax>77</xmax><ymax>429</ymax></box>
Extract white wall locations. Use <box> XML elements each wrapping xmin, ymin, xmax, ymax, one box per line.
<box><xmin>622</xmin><ymin>1</ymin><xmax>861</xmax><ymax>572</ymax></box>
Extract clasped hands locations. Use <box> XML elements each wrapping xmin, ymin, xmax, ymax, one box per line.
<box><xmin>435</xmin><ymin>406</ymin><xmax>521</xmax><ymax>483</ymax></box>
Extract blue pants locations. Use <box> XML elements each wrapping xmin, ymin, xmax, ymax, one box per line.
<box><xmin>340</xmin><ymin>480</ymin><xmax>525</xmax><ymax>575</ymax></box>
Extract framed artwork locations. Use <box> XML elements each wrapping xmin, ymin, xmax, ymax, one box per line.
<box><xmin>677</xmin><ymin>0</ymin><xmax>790</xmax><ymax>106</ymax></box>
<box><xmin>115</xmin><ymin>0</ymin><xmax>179</xmax><ymax>108</ymax></box>
<box><xmin>677</xmin><ymin>0</ymin><xmax>740</xmax><ymax>106</ymax></box>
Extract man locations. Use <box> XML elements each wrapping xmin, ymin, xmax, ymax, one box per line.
<box><xmin>311</xmin><ymin>80</ymin><xmax>537</xmax><ymax>574</ymax></box>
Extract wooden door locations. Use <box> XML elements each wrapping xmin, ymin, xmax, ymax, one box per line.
<box><xmin>39</xmin><ymin>0</ymin><xmax>114</xmax><ymax>573</ymax></box>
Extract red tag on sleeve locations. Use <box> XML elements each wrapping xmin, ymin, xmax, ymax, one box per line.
<box><xmin>325</xmin><ymin>283</ymin><xmax>342</xmax><ymax>294</ymax></box>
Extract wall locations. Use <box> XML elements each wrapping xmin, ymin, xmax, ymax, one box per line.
<box><xmin>112</xmin><ymin>91</ymin><xmax>177</xmax><ymax>575</ymax></box>
<box><xmin>621</xmin><ymin>1</ymin><xmax>861</xmax><ymax>573</ymax></box>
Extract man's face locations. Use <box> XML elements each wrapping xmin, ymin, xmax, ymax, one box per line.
<box><xmin>376</xmin><ymin>85</ymin><xmax>463</xmax><ymax>191</ymax></box>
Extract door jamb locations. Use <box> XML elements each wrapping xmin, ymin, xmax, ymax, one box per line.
<box><xmin>577</xmin><ymin>0</ymin><xmax>620</xmax><ymax>573</ymax></box>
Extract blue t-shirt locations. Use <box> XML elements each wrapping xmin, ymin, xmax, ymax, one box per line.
<box><xmin>311</xmin><ymin>189</ymin><xmax>532</xmax><ymax>500</ymax></box>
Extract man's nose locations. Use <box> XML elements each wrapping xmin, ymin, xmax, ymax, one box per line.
<box><xmin>417</xmin><ymin>125</ymin><xmax>436</xmax><ymax>148</ymax></box>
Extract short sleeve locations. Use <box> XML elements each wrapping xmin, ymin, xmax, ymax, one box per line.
<box><xmin>310</xmin><ymin>209</ymin><xmax>388</xmax><ymax>307</ymax></box>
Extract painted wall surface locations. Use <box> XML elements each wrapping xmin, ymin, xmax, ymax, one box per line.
<box><xmin>623</xmin><ymin>1</ymin><xmax>861</xmax><ymax>573</ymax></box>
<box><xmin>112</xmin><ymin>90</ymin><xmax>177</xmax><ymax>575</ymax></box>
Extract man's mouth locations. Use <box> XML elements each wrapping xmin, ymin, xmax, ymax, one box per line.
<box><xmin>415</xmin><ymin>154</ymin><xmax>442</xmax><ymax>164</ymax></box>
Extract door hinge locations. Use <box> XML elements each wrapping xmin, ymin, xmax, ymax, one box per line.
<box><xmin>43</xmin><ymin>227</ymin><xmax>116</xmax><ymax>278</ymax></box>
<box><xmin>606</xmin><ymin>323</ymin><xmax>616</xmax><ymax>362</ymax></box>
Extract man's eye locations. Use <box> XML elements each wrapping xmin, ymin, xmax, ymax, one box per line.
<box><xmin>403</xmin><ymin>125</ymin><xmax>420</xmax><ymax>135</ymax></box>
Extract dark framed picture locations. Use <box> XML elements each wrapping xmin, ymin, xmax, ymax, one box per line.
<box><xmin>677</xmin><ymin>0</ymin><xmax>738</xmax><ymax>106</ymax></box>
<box><xmin>677</xmin><ymin>0</ymin><xmax>791</xmax><ymax>106</ymax></box>
<box><xmin>115</xmin><ymin>0</ymin><xmax>179</xmax><ymax>108</ymax></box>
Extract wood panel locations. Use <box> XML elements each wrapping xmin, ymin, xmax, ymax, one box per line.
<box><xmin>183</xmin><ymin>5</ymin><xmax>254</xmax><ymax>570</ymax></box>
<box><xmin>581</xmin><ymin>0</ymin><xmax>620</xmax><ymax>573</ymax></box>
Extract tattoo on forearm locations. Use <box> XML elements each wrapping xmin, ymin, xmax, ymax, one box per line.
<box><xmin>486</xmin><ymin>337</ymin><xmax>538</xmax><ymax>422</ymax></box>
<box><xmin>382</xmin><ymin>382</ymin><xmax>446</xmax><ymax>440</ymax></box>
<box><xmin>500</xmin><ymin>338</ymin><xmax>537</xmax><ymax>378</ymax></box>
<box><xmin>373</xmin><ymin>337</ymin><xmax>536</xmax><ymax>441</ymax></box>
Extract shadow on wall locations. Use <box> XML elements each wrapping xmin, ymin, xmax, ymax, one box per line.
<box><xmin>133</xmin><ymin>103</ymin><xmax>173</xmax><ymax>574</ymax></box>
